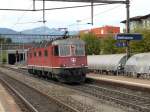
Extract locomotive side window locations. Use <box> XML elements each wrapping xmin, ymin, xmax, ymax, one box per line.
<box><xmin>38</xmin><ymin>51</ymin><xmax>42</xmax><ymax>57</ymax></box>
<box><xmin>75</xmin><ymin>44</ymin><xmax>85</xmax><ymax>56</ymax></box>
<box><xmin>34</xmin><ymin>51</ymin><xmax>36</xmax><ymax>57</ymax></box>
<box><xmin>44</xmin><ymin>50</ymin><xmax>48</xmax><ymax>57</ymax></box>
<box><xmin>27</xmin><ymin>52</ymin><xmax>29</xmax><ymax>57</ymax></box>
<box><xmin>54</xmin><ymin>46</ymin><xmax>59</xmax><ymax>56</ymax></box>
<box><xmin>30</xmin><ymin>53</ymin><xmax>32</xmax><ymax>58</ymax></box>
<box><xmin>59</xmin><ymin>45</ymin><xmax>70</xmax><ymax>56</ymax></box>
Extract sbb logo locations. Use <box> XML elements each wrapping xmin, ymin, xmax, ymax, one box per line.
<box><xmin>71</xmin><ymin>58</ymin><xmax>76</xmax><ymax>63</ymax></box>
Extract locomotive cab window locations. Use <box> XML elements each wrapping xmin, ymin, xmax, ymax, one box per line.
<box><xmin>54</xmin><ymin>46</ymin><xmax>59</xmax><ymax>56</ymax></box>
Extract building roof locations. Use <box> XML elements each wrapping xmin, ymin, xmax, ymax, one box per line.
<box><xmin>0</xmin><ymin>43</ymin><xmax>32</xmax><ymax>50</ymax></box>
<box><xmin>121</xmin><ymin>14</ymin><xmax>150</xmax><ymax>23</ymax></box>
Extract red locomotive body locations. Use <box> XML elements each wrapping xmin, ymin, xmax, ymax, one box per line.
<box><xmin>27</xmin><ymin>38</ymin><xmax>87</xmax><ymax>83</ymax></box>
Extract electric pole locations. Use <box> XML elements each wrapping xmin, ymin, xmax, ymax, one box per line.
<box><xmin>126</xmin><ymin>0</ymin><xmax>130</xmax><ymax>59</ymax></box>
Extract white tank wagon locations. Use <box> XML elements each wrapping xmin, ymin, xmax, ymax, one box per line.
<box><xmin>125</xmin><ymin>53</ymin><xmax>150</xmax><ymax>78</ymax></box>
<box><xmin>87</xmin><ymin>54</ymin><xmax>127</xmax><ymax>75</ymax></box>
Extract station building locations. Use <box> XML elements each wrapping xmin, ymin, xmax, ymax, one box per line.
<box><xmin>0</xmin><ymin>44</ymin><xmax>31</xmax><ymax>65</ymax></box>
<box><xmin>121</xmin><ymin>13</ymin><xmax>150</xmax><ymax>31</ymax></box>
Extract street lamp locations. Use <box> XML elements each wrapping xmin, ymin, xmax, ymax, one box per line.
<box><xmin>86</xmin><ymin>22</ymin><xmax>92</xmax><ymax>33</ymax></box>
<box><xmin>76</xmin><ymin>20</ymin><xmax>81</xmax><ymax>31</ymax></box>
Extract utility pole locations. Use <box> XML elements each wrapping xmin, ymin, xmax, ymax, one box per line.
<box><xmin>0</xmin><ymin>42</ymin><xmax>2</xmax><ymax>64</ymax></box>
<box><xmin>126</xmin><ymin>0</ymin><xmax>130</xmax><ymax>59</ymax></box>
<box><xmin>43</xmin><ymin>0</ymin><xmax>46</xmax><ymax>24</ymax></box>
<box><xmin>23</xmin><ymin>43</ymin><xmax>25</xmax><ymax>64</ymax></box>
<box><xmin>76</xmin><ymin>20</ymin><xmax>81</xmax><ymax>32</ymax></box>
<box><xmin>91</xmin><ymin>0</ymin><xmax>94</xmax><ymax>25</ymax></box>
<box><xmin>33</xmin><ymin>0</ymin><xmax>36</xmax><ymax>10</ymax></box>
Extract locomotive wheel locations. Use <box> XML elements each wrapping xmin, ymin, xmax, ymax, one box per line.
<box><xmin>46</xmin><ymin>72</ymin><xmax>52</xmax><ymax>79</ymax></box>
<box><xmin>41</xmin><ymin>71</ymin><xmax>46</xmax><ymax>78</ymax></box>
<box><xmin>137</xmin><ymin>73</ymin><xmax>141</xmax><ymax>78</ymax></box>
<box><xmin>33</xmin><ymin>69</ymin><xmax>37</xmax><ymax>75</ymax></box>
<box><xmin>28</xmin><ymin>69</ymin><xmax>32</xmax><ymax>74</ymax></box>
<box><xmin>37</xmin><ymin>70</ymin><xmax>42</xmax><ymax>78</ymax></box>
<box><xmin>43</xmin><ymin>71</ymin><xmax>48</xmax><ymax>79</ymax></box>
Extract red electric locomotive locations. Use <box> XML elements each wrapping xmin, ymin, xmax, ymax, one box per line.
<box><xmin>27</xmin><ymin>37</ymin><xmax>87</xmax><ymax>83</ymax></box>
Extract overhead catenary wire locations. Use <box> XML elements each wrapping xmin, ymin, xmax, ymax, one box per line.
<box><xmin>11</xmin><ymin>4</ymin><xmax>34</xmax><ymax>29</ymax></box>
<box><xmin>67</xmin><ymin>4</ymin><xmax>123</xmax><ymax>28</ymax></box>
<box><xmin>2</xmin><ymin>3</ymin><xmax>111</xmax><ymax>28</ymax></box>
<box><xmin>0</xmin><ymin>0</ymin><xmax>129</xmax><ymax>34</ymax></box>
<box><xmin>35</xmin><ymin>0</ymin><xmax>126</xmax><ymax>4</ymax></box>
<box><xmin>13</xmin><ymin>20</ymin><xmax>44</xmax><ymax>24</ymax></box>
<box><xmin>82</xmin><ymin>4</ymin><xmax>123</xmax><ymax>21</ymax></box>
<box><xmin>0</xmin><ymin>3</ymin><xmax>112</xmax><ymax>11</ymax></box>
<box><xmin>8</xmin><ymin>3</ymin><xmax>124</xmax><ymax>30</ymax></box>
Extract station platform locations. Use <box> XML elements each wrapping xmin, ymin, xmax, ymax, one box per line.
<box><xmin>0</xmin><ymin>83</ymin><xmax>22</xmax><ymax>112</ymax></box>
<box><xmin>87</xmin><ymin>73</ymin><xmax>150</xmax><ymax>92</ymax></box>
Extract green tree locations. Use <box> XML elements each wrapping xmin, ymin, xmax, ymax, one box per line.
<box><xmin>0</xmin><ymin>36</ymin><xmax>12</xmax><ymax>44</ymax></box>
<box><xmin>0</xmin><ymin>37</ymin><xmax>5</xmax><ymax>43</ymax></box>
<box><xmin>0</xmin><ymin>36</ymin><xmax>11</xmax><ymax>64</ymax></box>
<box><xmin>80</xmin><ymin>33</ymin><xmax>101</xmax><ymax>55</ymax></box>
<box><xmin>5</xmin><ymin>38</ymin><xmax>12</xmax><ymax>43</ymax></box>
<box><xmin>130</xmin><ymin>28</ymin><xmax>150</xmax><ymax>53</ymax></box>
<box><xmin>100</xmin><ymin>35</ymin><xmax>118</xmax><ymax>54</ymax></box>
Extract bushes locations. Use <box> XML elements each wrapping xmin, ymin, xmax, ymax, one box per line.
<box><xmin>80</xmin><ymin>28</ymin><xmax>150</xmax><ymax>55</ymax></box>
<box><xmin>2</xmin><ymin>58</ymin><xmax>6</xmax><ymax>64</ymax></box>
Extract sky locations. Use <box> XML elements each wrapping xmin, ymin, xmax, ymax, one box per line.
<box><xmin>0</xmin><ymin>0</ymin><xmax>149</xmax><ymax>32</ymax></box>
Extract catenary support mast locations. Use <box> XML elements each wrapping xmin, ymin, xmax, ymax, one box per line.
<box><xmin>126</xmin><ymin>0</ymin><xmax>130</xmax><ymax>58</ymax></box>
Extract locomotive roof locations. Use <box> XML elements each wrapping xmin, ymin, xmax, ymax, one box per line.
<box><xmin>32</xmin><ymin>40</ymin><xmax>53</xmax><ymax>48</ymax></box>
<box><xmin>31</xmin><ymin>37</ymin><xmax>85</xmax><ymax>48</ymax></box>
<box><xmin>52</xmin><ymin>38</ymin><xmax>85</xmax><ymax>45</ymax></box>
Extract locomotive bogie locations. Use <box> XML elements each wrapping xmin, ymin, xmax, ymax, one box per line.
<box><xmin>27</xmin><ymin>66</ymin><xmax>87</xmax><ymax>83</ymax></box>
<box><xmin>53</xmin><ymin>67</ymin><xmax>86</xmax><ymax>83</ymax></box>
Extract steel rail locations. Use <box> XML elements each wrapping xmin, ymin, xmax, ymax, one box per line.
<box><xmin>76</xmin><ymin>84</ymin><xmax>150</xmax><ymax>112</ymax></box>
<box><xmin>86</xmin><ymin>84</ymin><xmax>150</xmax><ymax>102</ymax></box>
<box><xmin>0</xmin><ymin>67</ymin><xmax>81</xmax><ymax>112</ymax></box>
<box><xmin>5</xmin><ymin>66</ymin><xmax>150</xmax><ymax>112</ymax></box>
<box><xmin>0</xmin><ymin>77</ymin><xmax>39</xmax><ymax>112</ymax></box>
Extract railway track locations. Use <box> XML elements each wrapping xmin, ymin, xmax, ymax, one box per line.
<box><xmin>0</xmin><ymin>76</ymin><xmax>38</xmax><ymax>112</ymax></box>
<box><xmin>0</xmin><ymin>66</ymin><xmax>96</xmax><ymax>112</ymax></box>
<box><xmin>0</xmin><ymin>71</ymin><xmax>80</xmax><ymax>112</ymax></box>
<box><xmin>72</xmin><ymin>84</ymin><xmax>150</xmax><ymax>112</ymax></box>
<box><xmin>3</xmin><ymin>66</ymin><xmax>150</xmax><ymax>112</ymax></box>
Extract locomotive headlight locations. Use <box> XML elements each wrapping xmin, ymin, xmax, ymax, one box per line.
<box><xmin>60</xmin><ymin>64</ymin><xmax>66</xmax><ymax>67</ymax></box>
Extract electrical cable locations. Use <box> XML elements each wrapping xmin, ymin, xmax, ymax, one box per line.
<box><xmin>0</xmin><ymin>3</ymin><xmax>112</xmax><ymax>11</ymax></box>
<box><xmin>11</xmin><ymin>3</ymin><xmax>34</xmax><ymax>29</ymax></box>
<box><xmin>67</xmin><ymin>4</ymin><xmax>123</xmax><ymax>28</ymax></box>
